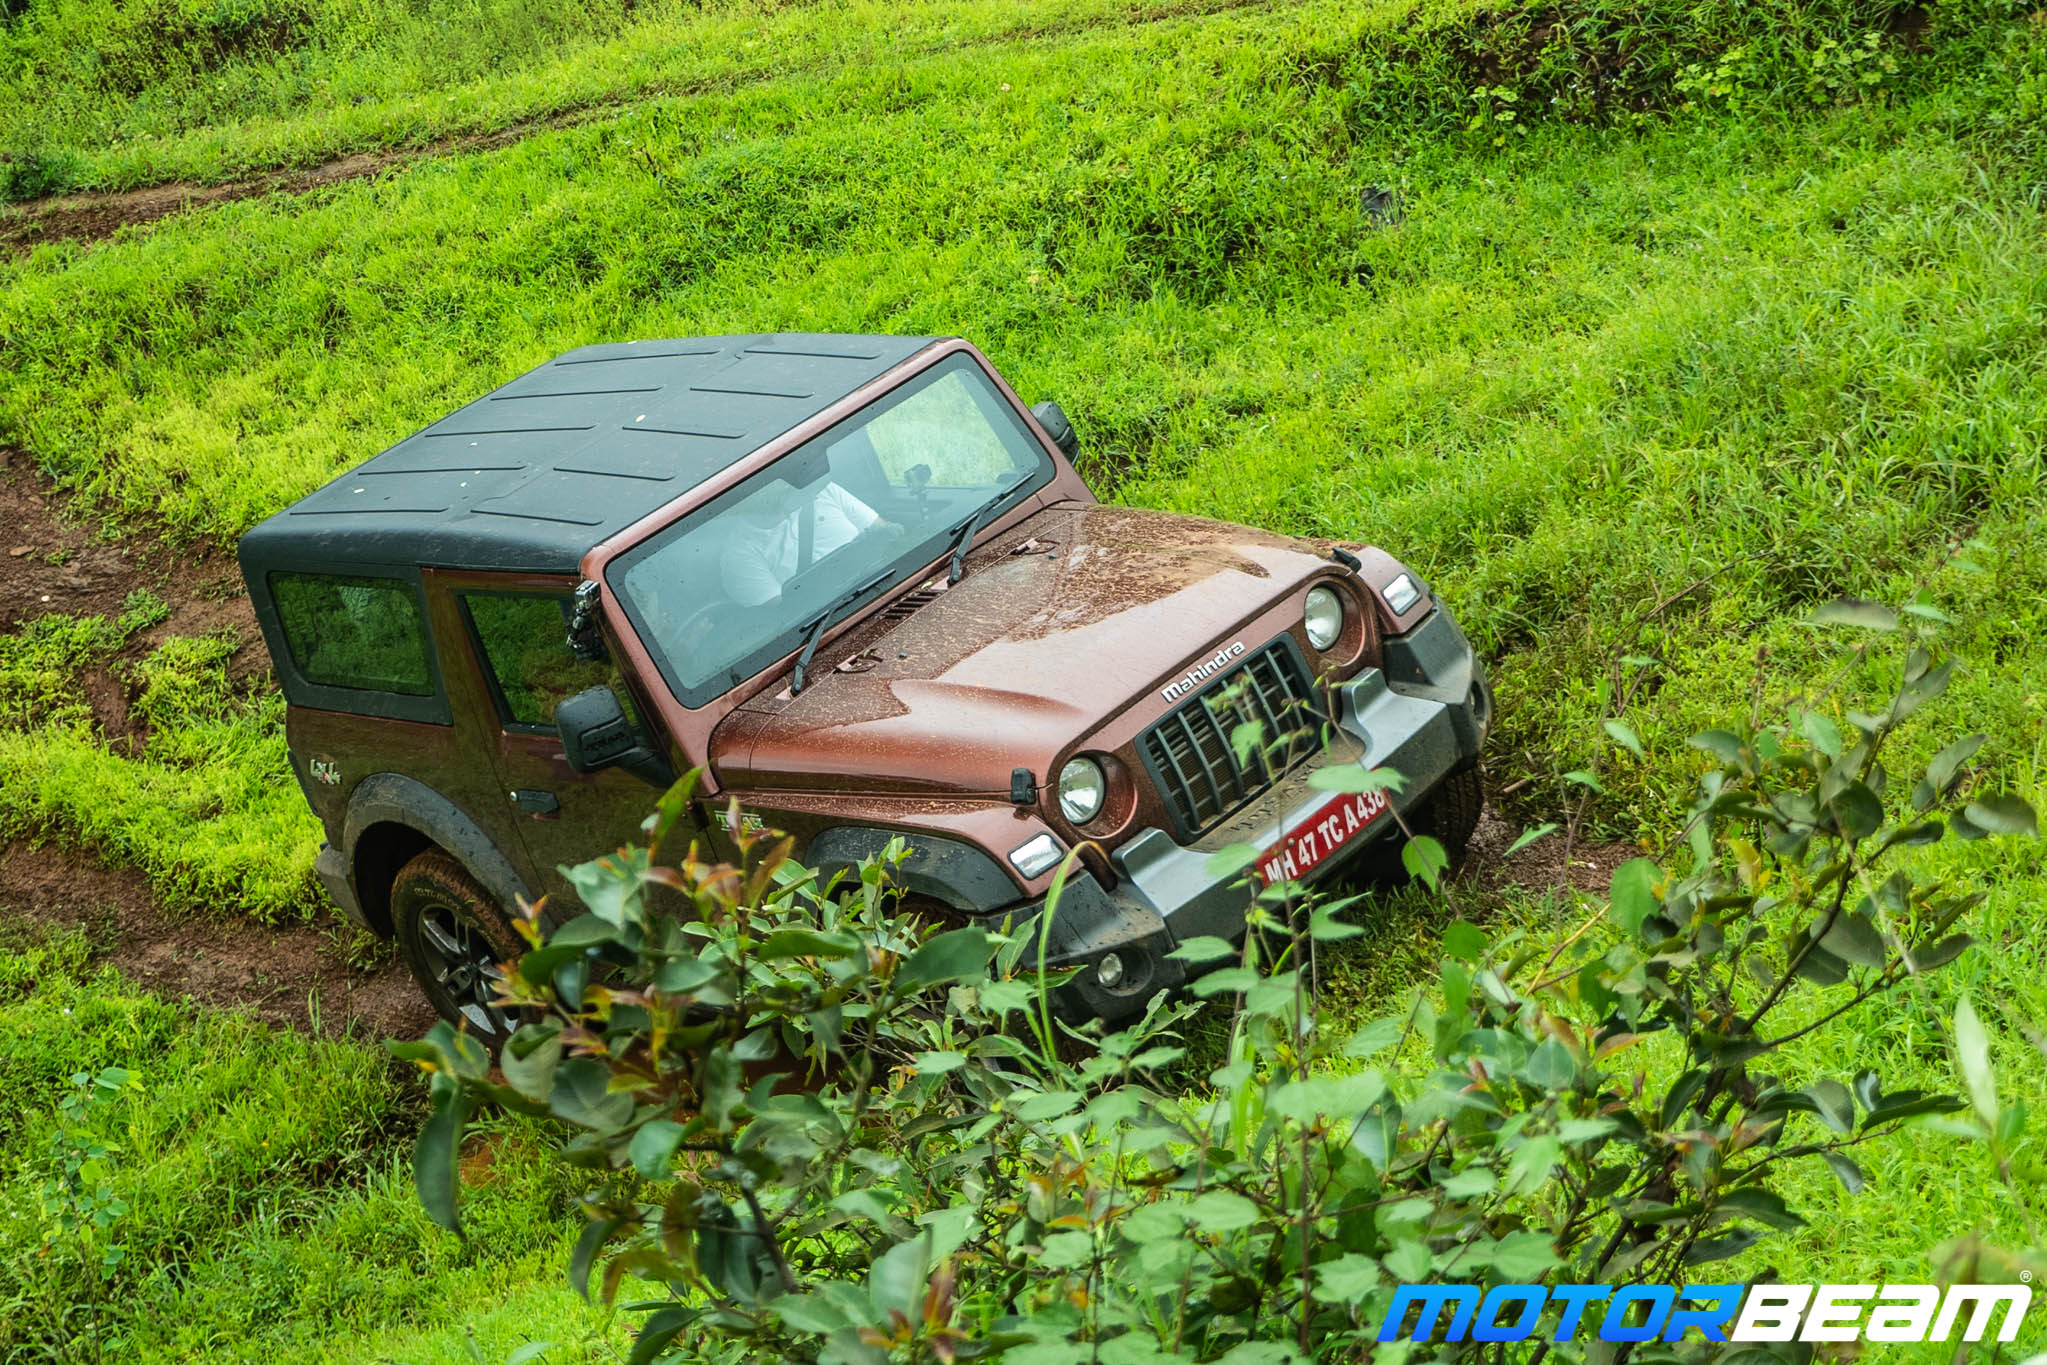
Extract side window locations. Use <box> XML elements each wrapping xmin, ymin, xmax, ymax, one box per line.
<box><xmin>270</xmin><ymin>572</ymin><xmax>434</xmax><ymax>696</ymax></box>
<box><xmin>463</xmin><ymin>593</ymin><xmax>627</xmax><ymax>732</ymax></box>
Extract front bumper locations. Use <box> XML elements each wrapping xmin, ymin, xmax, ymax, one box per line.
<box><xmin>1018</xmin><ymin>606</ymin><xmax>1490</xmax><ymax>1023</ymax></box>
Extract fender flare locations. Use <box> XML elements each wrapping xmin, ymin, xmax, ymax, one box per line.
<box><xmin>342</xmin><ymin>773</ymin><xmax>536</xmax><ymax>934</ymax></box>
<box><xmin>804</xmin><ymin>826</ymin><xmax>1022</xmax><ymax>914</ymax></box>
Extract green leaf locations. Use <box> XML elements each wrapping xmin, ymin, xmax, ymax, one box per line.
<box><xmin>1828</xmin><ymin>782</ymin><xmax>1883</xmax><ymax>841</ymax></box>
<box><xmin>1189</xmin><ymin>967</ymin><xmax>1260</xmax><ymax>998</ymax></box>
<box><xmin>1563</xmin><ymin>768</ymin><xmax>1606</xmax><ymax>794</ymax></box>
<box><xmin>895</xmin><ymin>927</ymin><xmax>992</xmax><ymax>993</ymax></box>
<box><xmin>1383</xmin><ymin>1239</ymin><xmax>1431</xmax><ymax>1283</ymax></box>
<box><xmin>1308</xmin><ymin>765</ymin><xmax>1406</xmax><ymax>795</ymax></box>
<box><xmin>1203</xmin><ymin>843</ymin><xmax>1261</xmax><ymax>880</ymax></box>
<box><xmin>1344</xmin><ymin>1016</ymin><xmax>1405</xmax><ymax>1057</ymax></box>
<box><xmin>653</xmin><ymin>955</ymin><xmax>721</xmax><ymax>995</ymax></box>
<box><xmin>769</xmin><ymin>1291</ymin><xmax>851</xmax><ymax>1336</ymax></box>
<box><xmin>1504</xmin><ymin>822</ymin><xmax>1558</xmax><ymax>856</ymax></box>
<box><xmin>1308</xmin><ymin>903</ymin><xmax>1364</xmax><ymax>941</ymax></box>
<box><xmin>1439</xmin><ymin>1166</ymin><xmax>1495</xmax><ymax>1199</ymax></box>
<box><xmin>562</xmin><ymin>858</ymin><xmax>637</xmax><ymax>928</ymax></box>
<box><xmin>1313</xmin><ymin>1253</ymin><xmax>1382</xmax><ymax>1299</ymax></box>
<box><xmin>550</xmin><ymin>1058</ymin><xmax>635</xmax><ymax>1133</ymax></box>
<box><xmin>1442</xmin><ymin>920</ymin><xmax>1486</xmax><ymax>963</ymax></box>
<box><xmin>1487</xmin><ymin>1231</ymin><xmax>1560</xmax><ymax>1281</ymax></box>
<box><xmin>1924</xmin><ymin>734</ymin><xmax>1987</xmax><ymax>795</ymax></box>
<box><xmin>568</xmin><ymin>1215</ymin><xmax>624</xmax><ymax>1300</ymax></box>
<box><xmin>1183</xmin><ymin>1190</ymin><xmax>1262</xmax><ymax>1231</ymax></box>
<box><xmin>1964</xmin><ymin>794</ymin><xmax>2038</xmax><ymax>837</ymax></box>
<box><xmin>1798</xmin><ymin>710</ymin><xmax>1843</xmax><ymax>758</ymax></box>
<box><xmin>1609</xmin><ymin>858</ymin><xmax>1661</xmax><ymax>936</ymax></box>
<box><xmin>1911</xmin><ymin>933</ymin><xmax>1973</xmax><ymax>971</ymax></box>
<box><xmin>1604</xmin><ymin>718</ymin><xmax>1646</xmax><ymax>760</ymax></box>
<box><xmin>1166</xmin><ymin>935</ymin><xmax>1237</xmax><ymax>963</ymax></box>
<box><xmin>1505</xmin><ymin>1134</ymin><xmax>1562</xmax><ymax>1195</ymax></box>
<box><xmin>1810</xmin><ymin>598</ymin><xmax>1898</xmax><ymax>631</ymax></box>
<box><xmin>626</xmin><ymin>1309</ymin><xmax>696</xmax><ymax>1365</ymax></box>
<box><xmin>914</xmin><ymin>1050</ymin><xmax>967</xmax><ymax>1075</ymax></box>
<box><xmin>628</xmin><ymin>1120</ymin><xmax>685</xmax><ymax>1181</ymax></box>
<box><xmin>1863</xmin><ymin>1090</ymin><xmax>1968</xmax><ymax>1128</ymax></box>
<box><xmin>1818</xmin><ymin>912</ymin><xmax>1886</xmax><ymax>970</ymax></box>
<box><xmin>1715</xmin><ymin>1187</ymin><xmax>1804</xmax><ymax>1231</ymax></box>
<box><xmin>1684</xmin><ymin>1227</ymin><xmax>1762</xmax><ymax>1264</ymax></box>
<box><xmin>413</xmin><ymin>1084</ymin><xmax>465</xmax><ymax>1236</ymax></box>
<box><xmin>1804</xmin><ymin>1079</ymin><xmax>1853</xmax><ymax>1135</ymax></box>
<box><xmin>1689</xmin><ymin>730</ymin><xmax>1745</xmax><ymax>766</ymax></box>
<box><xmin>1955</xmin><ymin>994</ymin><xmax>1998</xmax><ymax>1127</ymax></box>
<box><xmin>1822</xmin><ymin>1151</ymin><xmax>1866</xmax><ymax>1194</ymax></box>
<box><xmin>1402</xmin><ymin>835</ymin><xmax>1448</xmax><ymax>891</ymax></box>
<box><xmin>500</xmin><ymin>1025</ymin><xmax>563</xmax><ymax>1104</ymax></box>
<box><xmin>757</xmin><ymin>928</ymin><xmax>860</xmax><ymax>960</ymax></box>
<box><xmin>868</xmin><ymin>1233</ymin><xmax>931</xmax><ymax>1318</ymax></box>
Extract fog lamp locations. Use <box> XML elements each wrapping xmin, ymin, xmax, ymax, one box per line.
<box><xmin>1008</xmin><ymin>832</ymin><xmax>1064</xmax><ymax>879</ymax></box>
<box><xmin>1097</xmin><ymin>952</ymin><xmax>1126</xmax><ymax>989</ymax></box>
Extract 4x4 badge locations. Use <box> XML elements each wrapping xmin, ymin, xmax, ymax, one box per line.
<box><xmin>308</xmin><ymin>757</ymin><xmax>341</xmax><ymax>786</ymax></box>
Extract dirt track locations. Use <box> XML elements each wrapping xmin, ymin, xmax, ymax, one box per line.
<box><xmin>0</xmin><ymin>455</ymin><xmax>436</xmax><ymax>1040</ymax></box>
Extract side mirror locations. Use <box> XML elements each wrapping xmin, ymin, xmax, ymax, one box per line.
<box><xmin>1031</xmin><ymin>400</ymin><xmax>1077</xmax><ymax>459</ymax></box>
<box><xmin>556</xmin><ymin>686</ymin><xmax>675</xmax><ymax>788</ymax></box>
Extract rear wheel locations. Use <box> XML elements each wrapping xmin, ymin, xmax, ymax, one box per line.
<box><xmin>391</xmin><ymin>849</ymin><xmax>524</xmax><ymax>1045</ymax></box>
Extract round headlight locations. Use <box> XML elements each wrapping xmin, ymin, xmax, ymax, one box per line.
<box><xmin>1304</xmin><ymin>585</ymin><xmax>1344</xmax><ymax>651</ymax></box>
<box><xmin>1057</xmin><ymin>756</ymin><xmax>1107</xmax><ymax>824</ymax></box>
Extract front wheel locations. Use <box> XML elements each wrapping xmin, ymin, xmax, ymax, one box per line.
<box><xmin>1411</xmin><ymin>765</ymin><xmax>1483</xmax><ymax>868</ymax></box>
<box><xmin>391</xmin><ymin>849</ymin><xmax>525</xmax><ymax>1045</ymax></box>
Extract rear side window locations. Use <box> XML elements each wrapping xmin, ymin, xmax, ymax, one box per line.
<box><xmin>269</xmin><ymin>572</ymin><xmax>434</xmax><ymax>696</ymax></box>
<box><xmin>463</xmin><ymin>593</ymin><xmax>626</xmax><ymax>731</ymax></box>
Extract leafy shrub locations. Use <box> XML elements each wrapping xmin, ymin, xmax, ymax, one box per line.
<box><xmin>399</xmin><ymin>603</ymin><xmax>2039</xmax><ymax>1362</ymax></box>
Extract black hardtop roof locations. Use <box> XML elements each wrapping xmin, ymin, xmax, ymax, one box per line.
<box><xmin>239</xmin><ymin>333</ymin><xmax>939</xmax><ymax>575</ymax></box>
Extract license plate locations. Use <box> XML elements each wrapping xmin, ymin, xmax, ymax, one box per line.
<box><xmin>1255</xmin><ymin>786</ymin><xmax>1391</xmax><ymax>886</ymax></box>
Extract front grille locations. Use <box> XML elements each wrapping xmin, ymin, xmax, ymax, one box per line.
<box><xmin>1141</xmin><ymin>640</ymin><xmax>1324</xmax><ymax>836</ymax></box>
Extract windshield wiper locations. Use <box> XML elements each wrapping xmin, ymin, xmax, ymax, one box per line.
<box><xmin>790</xmin><ymin>569</ymin><xmax>896</xmax><ymax>696</ymax></box>
<box><xmin>947</xmin><ymin>501</ymin><xmax>999</xmax><ymax>585</ymax></box>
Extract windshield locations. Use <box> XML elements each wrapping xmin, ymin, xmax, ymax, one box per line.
<box><xmin>608</xmin><ymin>353</ymin><xmax>1056</xmax><ymax>707</ymax></box>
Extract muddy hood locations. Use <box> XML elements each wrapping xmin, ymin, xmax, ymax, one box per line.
<box><xmin>714</xmin><ymin>505</ymin><xmax>1339</xmax><ymax>797</ymax></box>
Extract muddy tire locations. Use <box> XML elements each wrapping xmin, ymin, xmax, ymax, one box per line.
<box><xmin>391</xmin><ymin>849</ymin><xmax>525</xmax><ymax>1046</ymax></box>
<box><xmin>1413</xmin><ymin>765</ymin><xmax>1483</xmax><ymax>868</ymax></box>
<box><xmin>1339</xmin><ymin>766</ymin><xmax>1484</xmax><ymax>889</ymax></box>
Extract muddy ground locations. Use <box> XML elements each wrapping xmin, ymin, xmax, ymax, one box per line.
<box><xmin>0</xmin><ymin>455</ymin><xmax>436</xmax><ymax>1040</ymax></box>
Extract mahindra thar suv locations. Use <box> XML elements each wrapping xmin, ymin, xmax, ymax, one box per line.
<box><xmin>238</xmin><ymin>335</ymin><xmax>1491</xmax><ymax>1037</ymax></box>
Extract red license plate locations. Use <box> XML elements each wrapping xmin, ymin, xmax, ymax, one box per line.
<box><xmin>1255</xmin><ymin>786</ymin><xmax>1391</xmax><ymax>886</ymax></box>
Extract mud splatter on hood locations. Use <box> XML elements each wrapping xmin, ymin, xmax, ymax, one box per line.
<box><xmin>714</xmin><ymin>504</ymin><xmax>1339</xmax><ymax>797</ymax></box>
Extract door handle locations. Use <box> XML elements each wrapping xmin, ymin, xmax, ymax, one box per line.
<box><xmin>509</xmin><ymin>789</ymin><xmax>560</xmax><ymax>817</ymax></box>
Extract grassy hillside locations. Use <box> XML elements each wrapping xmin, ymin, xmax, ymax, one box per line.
<box><xmin>1</xmin><ymin>0</ymin><xmax>2044</xmax><ymax>1355</ymax></box>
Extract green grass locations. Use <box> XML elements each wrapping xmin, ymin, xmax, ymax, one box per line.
<box><xmin>0</xmin><ymin>922</ymin><xmax>615</xmax><ymax>1363</ymax></box>
<box><xmin>0</xmin><ymin>0</ymin><xmax>2044</xmax><ymax>1352</ymax></box>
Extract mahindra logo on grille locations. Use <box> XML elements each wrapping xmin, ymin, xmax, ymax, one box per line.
<box><xmin>1161</xmin><ymin>641</ymin><xmax>1247</xmax><ymax>702</ymax></box>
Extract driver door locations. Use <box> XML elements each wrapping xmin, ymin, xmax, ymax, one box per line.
<box><xmin>451</xmin><ymin>575</ymin><xmax>697</xmax><ymax>921</ymax></box>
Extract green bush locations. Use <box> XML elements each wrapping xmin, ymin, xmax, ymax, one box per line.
<box><xmin>402</xmin><ymin>602</ymin><xmax>2040</xmax><ymax>1361</ymax></box>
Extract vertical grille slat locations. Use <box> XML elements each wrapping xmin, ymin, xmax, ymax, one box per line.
<box><xmin>1141</xmin><ymin>640</ymin><xmax>1321</xmax><ymax>837</ymax></box>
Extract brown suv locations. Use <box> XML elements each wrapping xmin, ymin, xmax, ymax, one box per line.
<box><xmin>239</xmin><ymin>335</ymin><xmax>1491</xmax><ymax>1036</ymax></box>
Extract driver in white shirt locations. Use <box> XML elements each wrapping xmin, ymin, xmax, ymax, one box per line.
<box><xmin>721</xmin><ymin>479</ymin><xmax>903</xmax><ymax>607</ymax></box>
